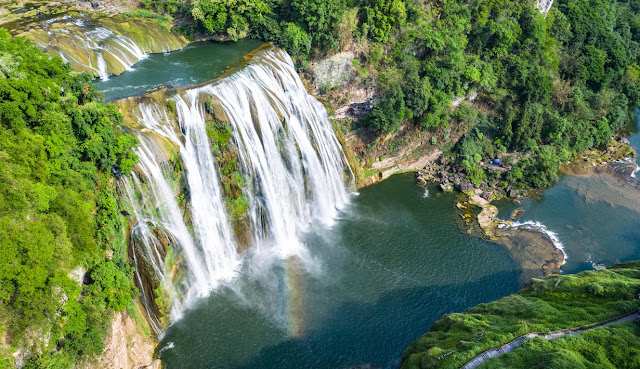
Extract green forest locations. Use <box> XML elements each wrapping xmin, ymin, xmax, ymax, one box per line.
<box><xmin>0</xmin><ymin>29</ymin><xmax>138</xmax><ymax>367</ymax></box>
<box><xmin>146</xmin><ymin>0</ymin><xmax>640</xmax><ymax>191</ymax></box>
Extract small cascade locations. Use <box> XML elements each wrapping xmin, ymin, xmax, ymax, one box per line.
<box><xmin>17</xmin><ymin>13</ymin><xmax>187</xmax><ymax>78</ymax></box>
<box><xmin>536</xmin><ymin>0</ymin><xmax>554</xmax><ymax>13</ymax></box>
<box><xmin>498</xmin><ymin>221</ymin><xmax>566</xmax><ymax>263</ymax></box>
<box><xmin>119</xmin><ymin>47</ymin><xmax>353</xmax><ymax>331</ymax></box>
<box><xmin>59</xmin><ymin>25</ymin><xmax>148</xmax><ymax>80</ymax></box>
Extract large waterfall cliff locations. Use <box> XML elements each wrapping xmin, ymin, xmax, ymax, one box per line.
<box><xmin>115</xmin><ymin>46</ymin><xmax>354</xmax><ymax>332</ymax></box>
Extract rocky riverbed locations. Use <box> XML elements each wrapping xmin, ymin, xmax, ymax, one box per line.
<box><xmin>415</xmin><ymin>139</ymin><xmax>637</xmax><ymax>283</ymax></box>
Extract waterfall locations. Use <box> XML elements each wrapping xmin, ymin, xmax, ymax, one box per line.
<box><xmin>119</xmin><ymin>47</ymin><xmax>353</xmax><ymax>330</ymax></box>
<box><xmin>536</xmin><ymin>0</ymin><xmax>554</xmax><ymax>13</ymax></box>
<box><xmin>66</xmin><ymin>25</ymin><xmax>147</xmax><ymax>80</ymax></box>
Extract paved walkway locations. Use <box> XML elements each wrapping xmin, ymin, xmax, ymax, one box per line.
<box><xmin>460</xmin><ymin>311</ymin><xmax>639</xmax><ymax>369</ymax></box>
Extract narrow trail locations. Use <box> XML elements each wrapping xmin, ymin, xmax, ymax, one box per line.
<box><xmin>460</xmin><ymin>311</ymin><xmax>639</xmax><ymax>369</ymax></box>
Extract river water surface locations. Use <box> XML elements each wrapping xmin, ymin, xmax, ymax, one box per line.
<box><xmin>96</xmin><ymin>40</ymin><xmax>263</xmax><ymax>100</ymax></box>
<box><xmin>157</xmin><ymin>176</ymin><xmax>520</xmax><ymax>369</ymax></box>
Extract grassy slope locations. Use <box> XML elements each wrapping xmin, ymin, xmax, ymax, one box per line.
<box><xmin>400</xmin><ymin>261</ymin><xmax>640</xmax><ymax>369</ymax></box>
<box><xmin>477</xmin><ymin>322</ymin><xmax>640</xmax><ymax>369</ymax></box>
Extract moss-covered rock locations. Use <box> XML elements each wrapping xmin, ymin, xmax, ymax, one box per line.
<box><xmin>205</xmin><ymin>117</ymin><xmax>252</xmax><ymax>252</ymax></box>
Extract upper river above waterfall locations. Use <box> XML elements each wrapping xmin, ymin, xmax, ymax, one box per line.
<box><xmin>96</xmin><ymin>40</ymin><xmax>264</xmax><ymax>100</ymax></box>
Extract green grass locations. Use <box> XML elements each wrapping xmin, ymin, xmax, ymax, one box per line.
<box><xmin>479</xmin><ymin>323</ymin><xmax>640</xmax><ymax>369</ymax></box>
<box><xmin>122</xmin><ymin>9</ymin><xmax>171</xmax><ymax>23</ymax></box>
<box><xmin>401</xmin><ymin>262</ymin><xmax>640</xmax><ymax>369</ymax></box>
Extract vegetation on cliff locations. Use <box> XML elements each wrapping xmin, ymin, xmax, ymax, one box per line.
<box><xmin>0</xmin><ymin>29</ymin><xmax>138</xmax><ymax>367</ymax></box>
<box><xmin>400</xmin><ymin>261</ymin><xmax>640</xmax><ymax>369</ymax></box>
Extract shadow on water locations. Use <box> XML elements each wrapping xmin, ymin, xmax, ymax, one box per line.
<box><xmin>158</xmin><ymin>174</ymin><xmax>522</xmax><ymax>369</ymax></box>
<box><xmin>159</xmin><ymin>269</ymin><xmax>522</xmax><ymax>369</ymax></box>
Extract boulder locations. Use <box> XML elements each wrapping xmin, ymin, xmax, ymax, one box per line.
<box><xmin>440</xmin><ymin>182</ymin><xmax>453</xmax><ymax>192</ymax></box>
<box><xmin>510</xmin><ymin>207</ymin><xmax>525</xmax><ymax>219</ymax></box>
<box><xmin>312</xmin><ymin>52</ymin><xmax>356</xmax><ymax>88</ymax></box>
<box><xmin>460</xmin><ymin>178</ymin><xmax>473</xmax><ymax>192</ymax></box>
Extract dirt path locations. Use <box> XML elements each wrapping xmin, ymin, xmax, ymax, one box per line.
<box><xmin>461</xmin><ymin>311</ymin><xmax>639</xmax><ymax>369</ymax></box>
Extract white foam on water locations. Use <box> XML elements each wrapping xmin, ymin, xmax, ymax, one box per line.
<box><xmin>498</xmin><ymin>220</ymin><xmax>567</xmax><ymax>264</ymax></box>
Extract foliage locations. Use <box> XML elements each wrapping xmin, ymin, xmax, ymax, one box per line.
<box><xmin>478</xmin><ymin>323</ymin><xmax>640</xmax><ymax>369</ymax></box>
<box><xmin>141</xmin><ymin>0</ymin><xmax>183</xmax><ymax>15</ymax></box>
<box><xmin>0</xmin><ymin>29</ymin><xmax>138</xmax><ymax>366</ymax></box>
<box><xmin>205</xmin><ymin>119</ymin><xmax>250</xmax><ymax>219</ymax></box>
<box><xmin>363</xmin><ymin>85</ymin><xmax>409</xmax><ymax>134</ymax></box>
<box><xmin>279</xmin><ymin>22</ymin><xmax>312</xmax><ymax>60</ymax></box>
<box><xmin>360</xmin><ymin>0</ymin><xmax>407</xmax><ymax>42</ymax></box>
<box><xmin>291</xmin><ymin>0</ymin><xmax>345</xmax><ymax>51</ymax></box>
<box><xmin>401</xmin><ymin>261</ymin><xmax>640</xmax><ymax>369</ymax></box>
<box><xmin>191</xmin><ymin>0</ymin><xmax>271</xmax><ymax>41</ymax></box>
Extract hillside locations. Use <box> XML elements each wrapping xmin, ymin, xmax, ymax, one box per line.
<box><xmin>400</xmin><ymin>261</ymin><xmax>640</xmax><ymax>369</ymax></box>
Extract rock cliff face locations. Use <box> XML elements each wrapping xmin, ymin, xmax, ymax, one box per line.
<box><xmin>83</xmin><ymin>309</ymin><xmax>159</xmax><ymax>369</ymax></box>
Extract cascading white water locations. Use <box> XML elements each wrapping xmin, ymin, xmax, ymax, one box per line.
<box><xmin>24</xmin><ymin>15</ymin><xmax>186</xmax><ymax>78</ymax></box>
<box><xmin>120</xmin><ymin>47</ymin><xmax>353</xmax><ymax>328</ymax></box>
<box><xmin>83</xmin><ymin>26</ymin><xmax>147</xmax><ymax>80</ymax></box>
<box><xmin>198</xmin><ymin>49</ymin><xmax>352</xmax><ymax>255</ymax></box>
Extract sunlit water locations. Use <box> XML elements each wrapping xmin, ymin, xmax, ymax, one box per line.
<box><xmin>158</xmin><ymin>176</ymin><xmax>520</xmax><ymax>369</ymax></box>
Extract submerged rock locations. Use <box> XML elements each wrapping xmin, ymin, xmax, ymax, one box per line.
<box><xmin>510</xmin><ymin>207</ymin><xmax>525</xmax><ymax>219</ymax></box>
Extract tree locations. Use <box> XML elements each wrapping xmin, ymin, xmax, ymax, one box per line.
<box><xmin>280</xmin><ymin>22</ymin><xmax>312</xmax><ymax>60</ymax></box>
<box><xmin>364</xmin><ymin>85</ymin><xmax>408</xmax><ymax>134</ymax></box>
<box><xmin>291</xmin><ymin>0</ymin><xmax>344</xmax><ymax>51</ymax></box>
<box><xmin>0</xmin><ymin>28</ymin><xmax>138</xmax><ymax>365</ymax></box>
<box><xmin>191</xmin><ymin>0</ymin><xmax>271</xmax><ymax>40</ymax></box>
<box><xmin>361</xmin><ymin>0</ymin><xmax>407</xmax><ymax>42</ymax></box>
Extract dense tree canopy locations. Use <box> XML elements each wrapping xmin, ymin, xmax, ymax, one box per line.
<box><xmin>0</xmin><ymin>28</ymin><xmax>138</xmax><ymax>367</ymax></box>
<box><xmin>3</xmin><ymin>0</ymin><xmax>640</xmax><ymax>363</ymax></box>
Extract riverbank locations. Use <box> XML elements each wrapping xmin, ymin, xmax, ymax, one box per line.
<box><xmin>433</xmin><ymin>139</ymin><xmax>637</xmax><ymax>283</ymax></box>
<box><xmin>460</xmin><ymin>309</ymin><xmax>639</xmax><ymax>369</ymax></box>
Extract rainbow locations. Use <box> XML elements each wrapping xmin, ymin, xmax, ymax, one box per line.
<box><xmin>284</xmin><ymin>257</ymin><xmax>306</xmax><ymax>337</ymax></box>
